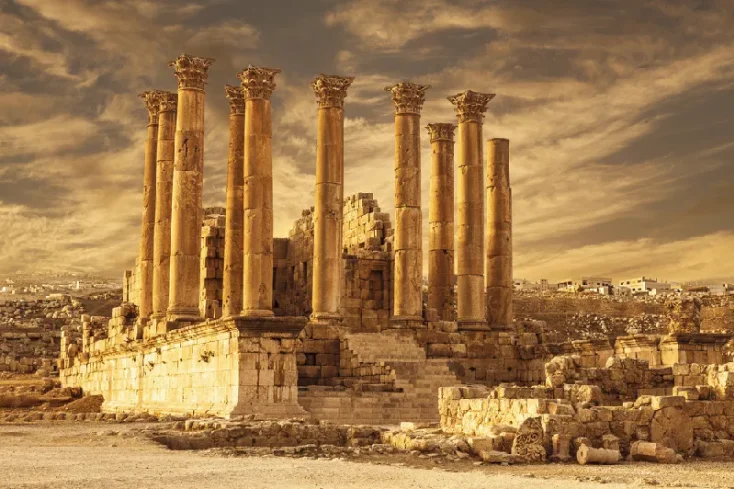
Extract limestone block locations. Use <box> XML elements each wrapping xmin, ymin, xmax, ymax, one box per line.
<box><xmin>630</xmin><ymin>441</ymin><xmax>681</xmax><ymax>464</ymax></box>
<box><xmin>650</xmin><ymin>406</ymin><xmax>693</xmax><ymax>452</ymax></box>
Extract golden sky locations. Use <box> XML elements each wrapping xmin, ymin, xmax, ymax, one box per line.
<box><xmin>1</xmin><ymin>0</ymin><xmax>733</xmax><ymax>283</ymax></box>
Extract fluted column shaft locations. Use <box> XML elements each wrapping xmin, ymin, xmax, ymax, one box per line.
<box><xmin>386</xmin><ymin>82</ymin><xmax>430</xmax><ymax>322</ymax></box>
<box><xmin>427</xmin><ymin>123</ymin><xmax>456</xmax><ymax>320</ymax></box>
<box><xmin>222</xmin><ymin>86</ymin><xmax>245</xmax><ymax>318</ymax></box>
<box><xmin>137</xmin><ymin>90</ymin><xmax>162</xmax><ymax>321</ymax></box>
<box><xmin>167</xmin><ymin>54</ymin><xmax>214</xmax><ymax>322</ymax></box>
<box><xmin>151</xmin><ymin>92</ymin><xmax>177</xmax><ymax>320</ymax></box>
<box><xmin>238</xmin><ymin>66</ymin><xmax>280</xmax><ymax>317</ymax></box>
<box><xmin>486</xmin><ymin>138</ymin><xmax>512</xmax><ymax>329</ymax></box>
<box><xmin>311</xmin><ymin>74</ymin><xmax>354</xmax><ymax>321</ymax></box>
<box><xmin>449</xmin><ymin>90</ymin><xmax>495</xmax><ymax>330</ymax></box>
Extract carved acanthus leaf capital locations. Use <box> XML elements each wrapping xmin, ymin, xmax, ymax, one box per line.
<box><xmin>224</xmin><ymin>85</ymin><xmax>245</xmax><ymax>115</ymax></box>
<box><xmin>385</xmin><ymin>81</ymin><xmax>431</xmax><ymax>115</ymax></box>
<box><xmin>426</xmin><ymin>123</ymin><xmax>456</xmax><ymax>142</ymax></box>
<box><xmin>447</xmin><ymin>90</ymin><xmax>495</xmax><ymax>123</ymax></box>
<box><xmin>158</xmin><ymin>91</ymin><xmax>178</xmax><ymax>113</ymax></box>
<box><xmin>311</xmin><ymin>74</ymin><xmax>355</xmax><ymax>109</ymax></box>
<box><xmin>168</xmin><ymin>54</ymin><xmax>215</xmax><ymax>91</ymax></box>
<box><xmin>139</xmin><ymin>90</ymin><xmax>165</xmax><ymax>124</ymax></box>
<box><xmin>237</xmin><ymin>65</ymin><xmax>281</xmax><ymax>100</ymax></box>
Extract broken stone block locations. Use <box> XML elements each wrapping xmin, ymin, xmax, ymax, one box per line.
<box><xmin>630</xmin><ymin>441</ymin><xmax>682</xmax><ymax>464</ymax></box>
<box><xmin>511</xmin><ymin>417</ymin><xmax>546</xmax><ymax>463</ymax></box>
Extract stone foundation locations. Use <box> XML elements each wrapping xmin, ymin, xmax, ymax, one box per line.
<box><xmin>60</xmin><ymin>316</ymin><xmax>306</xmax><ymax>418</ymax></box>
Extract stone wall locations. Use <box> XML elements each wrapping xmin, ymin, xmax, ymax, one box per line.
<box><xmin>544</xmin><ymin>355</ymin><xmax>673</xmax><ymax>403</ymax></box>
<box><xmin>59</xmin><ymin>314</ymin><xmax>307</xmax><ymax>418</ymax></box>
<box><xmin>514</xmin><ymin>296</ymin><xmax>733</xmax><ymax>336</ymax></box>
<box><xmin>702</xmin><ymin>306</ymin><xmax>734</xmax><ymax>330</ymax></box>
<box><xmin>200</xmin><ymin>210</ymin><xmax>225</xmax><ymax>320</ymax></box>
<box><xmin>0</xmin><ymin>327</ymin><xmax>59</xmax><ymax>374</ymax></box>
<box><xmin>275</xmin><ymin>193</ymin><xmax>393</xmax><ymax>326</ymax></box>
<box><xmin>296</xmin><ymin>322</ymin><xmax>341</xmax><ymax>386</ymax></box>
<box><xmin>418</xmin><ymin>321</ymin><xmax>550</xmax><ymax>385</ymax></box>
<box><xmin>122</xmin><ymin>269</ymin><xmax>138</xmax><ymax>306</ymax></box>
<box><xmin>439</xmin><ymin>384</ymin><xmax>734</xmax><ymax>457</ymax></box>
<box><xmin>277</xmin><ymin>208</ymin><xmax>313</xmax><ymax>317</ymax></box>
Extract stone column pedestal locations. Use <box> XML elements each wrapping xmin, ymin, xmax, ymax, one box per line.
<box><xmin>386</xmin><ymin>82</ymin><xmax>430</xmax><ymax>327</ymax></box>
<box><xmin>150</xmin><ymin>91</ymin><xmax>177</xmax><ymax>336</ymax></box>
<box><xmin>137</xmin><ymin>90</ymin><xmax>163</xmax><ymax>322</ymax></box>
<box><xmin>167</xmin><ymin>54</ymin><xmax>214</xmax><ymax>323</ymax></box>
<box><xmin>426</xmin><ymin>123</ymin><xmax>456</xmax><ymax>321</ymax></box>
<box><xmin>229</xmin><ymin>316</ymin><xmax>309</xmax><ymax>418</ymax></box>
<box><xmin>238</xmin><ymin>66</ymin><xmax>280</xmax><ymax>318</ymax></box>
<box><xmin>448</xmin><ymin>90</ymin><xmax>495</xmax><ymax>330</ymax></box>
<box><xmin>310</xmin><ymin>74</ymin><xmax>354</xmax><ymax>324</ymax></box>
<box><xmin>486</xmin><ymin>138</ymin><xmax>513</xmax><ymax>330</ymax></box>
<box><xmin>222</xmin><ymin>85</ymin><xmax>246</xmax><ymax>318</ymax></box>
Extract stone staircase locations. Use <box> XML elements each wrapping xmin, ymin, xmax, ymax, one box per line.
<box><xmin>298</xmin><ymin>331</ymin><xmax>460</xmax><ymax>425</ymax></box>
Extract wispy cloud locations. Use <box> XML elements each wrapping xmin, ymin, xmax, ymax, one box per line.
<box><xmin>0</xmin><ymin>0</ymin><xmax>731</xmax><ymax>283</ymax></box>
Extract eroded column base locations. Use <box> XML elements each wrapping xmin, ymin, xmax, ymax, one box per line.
<box><xmin>388</xmin><ymin>316</ymin><xmax>426</xmax><ymax>329</ymax></box>
<box><xmin>457</xmin><ymin>319</ymin><xmax>490</xmax><ymax>331</ymax></box>
<box><xmin>240</xmin><ymin>309</ymin><xmax>275</xmax><ymax>318</ymax></box>
<box><xmin>309</xmin><ymin>312</ymin><xmax>342</xmax><ymax>325</ymax></box>
<box><xmin>490</xmin><ymin>323</ymin><xmax>515</xmax><ymax>332</ymax></box>
<box><xmin>167</xmin><ymin>307</ymin><xmax>203</xmax><ymax>324</ymax></box>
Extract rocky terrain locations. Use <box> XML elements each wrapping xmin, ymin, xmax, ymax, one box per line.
<box><xmin>0</xmin><ymin>291</ymin><xmax>121</xmax><ymax>375</ymax></box>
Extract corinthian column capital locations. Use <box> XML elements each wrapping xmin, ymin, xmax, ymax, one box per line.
<box><xmin>447</xmin><ymin>90</ymin><xmax>495</xmax><ymax>123</ymax></box>
<box><xmin>224</xmin><ymin>85</ymin><xmax>245</xmax><ymax>115</ymax></box>
<box><xmin>139</xmin><ymin>90</ymin><xmax>165</xmax><ymax>124</ymax></box>
<box><xmin>158</xmin><ymin>91</ymin><xmax>178</xmax><ymax>113</ymax></box>
<box><xmin>311</xmin><ymin>74</ymin><xmax>355</xmax><ymax>109</ymax></box>
<box><xmin>426</xmin><ymin>123</ymin><xmax>456</xmax><ymax>142</ymax></box>
<box><xmin>385</xmin><ymin>81</ymin><xmax>431</xmax><ymax>115</ymax></box>
<box><xmin>237</xmin><ymin>65</ymin><xmax>281</xmax><ymax>100</ymax></box>
<box><xmin>168</xmin><ymin>54</ymin><xmax>215</xmax><ymax>91</ymax></box>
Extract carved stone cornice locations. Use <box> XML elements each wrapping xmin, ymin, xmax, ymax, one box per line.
<box><xmin>158</xmin><ymin>91</ymin><xmax>178</xmax><ymax>113</ymax></box>
<box><xmin>426</xmin><ymin>122</ymin><xmax>456</xmax><ymax>142</ymax></box>
<box><xmin>237</xmin><ymin>65</ymin><xmax>281</xmax><ymax>100</ymax></box>
<box><xmin>168</xmin><ymin>54</ymin><xmax>215</xmax><ymax>91</ymax></box>
<box><xmin>385</xmin><ymin>81</ymin><xmax>431</xmax><ymax>115</ymax></box>
<box><xmin>138</xmin><ymin>90</ymin><xmax>165</xmax><ymax>124</ymax></box>
<box><xmin>447</xmin><ymin>90</ymin><xmax>495</xmax><ymax>123</ymax></box>
<box><xmin>311</xmin><ymin>74</ymin><xmax>355</xmax><ymax>109</ymax></box>
<box><xmin>224</xmin><ymin>85</ymin><xmax>245</xmax><ymax>115</ymax></box>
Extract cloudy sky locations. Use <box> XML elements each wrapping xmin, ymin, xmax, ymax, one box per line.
<box><xmin>1</xmin><ymin>0</ymin><xmax>733</xmax><ymax>283</ymax></box>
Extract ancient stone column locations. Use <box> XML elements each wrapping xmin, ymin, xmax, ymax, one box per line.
<box><xmin>486</xmin><ymin>138</ymin><xmax>512</xmax><ymax>329</ymax></box>
<box><xmin>136</xmin><ymin>90</ymin><xmax>163</xmax><ymax>321</ymax></box>
<box><xmin>167</xmin><ymin>54</ymin><xmax>214</xmax><ymax>322</ymax></box>
<box><xmin>222</xmin><ymin>85</ymin><xmax>246</xmax><ymax>318</ymax></box>
<box><xmin>386</xmin><ymin>82</ymin><xmax>430</xmax><ymax>323</ymax></box>
<box><xmin>151</xmin><ymin>91</ymin><xmax>178</xmax><ymax>321</ymax></box>
<box><xmin>426</xmin><ymin>123</ymin><xmax>456</xmax><ymax>321</ymax></box>
<box><xmin>448</xmin><ymin>90</ymin><xmax>495</xmax><ymax>330</ymax></box>
<box><xmin>310</xmin><ymin>74</ymin><xmax>354</xmax><ymax>323</ymax></box>
<box><xmin>237</xmin><ymin>66</ymin><xmax>280</xmax><ymax>317</ymax></box>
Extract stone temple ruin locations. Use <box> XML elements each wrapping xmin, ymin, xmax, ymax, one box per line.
<box><xmin>58</xmin><ymin>54</ymin><xmax>734</xmax><ymax>463</ymax></box>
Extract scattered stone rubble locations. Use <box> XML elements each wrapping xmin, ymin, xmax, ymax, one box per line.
<box><xmin>0</xmin><ymin>297</ymin><xmax>89</xmax><ymax>374</ymax></box>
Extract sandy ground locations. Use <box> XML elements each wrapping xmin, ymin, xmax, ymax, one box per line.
<box><xmin>0</xmin><ymin>423</ymin><xmax>732</xmax><ymax>489</ymax></box>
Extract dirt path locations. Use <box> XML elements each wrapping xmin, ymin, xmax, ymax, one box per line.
<box><xmin>0</xmin><ymin>423</ymin><xmax>729</xmax><ymax>489</ymax></box>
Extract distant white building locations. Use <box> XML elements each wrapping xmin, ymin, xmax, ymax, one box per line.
<box><xmin>619</xmin><ymin>277</ymin><xmax>672</xmax><ymax>295</ymax></box>
<box><xmin>514</xmin><ymin>278</ymin><xmax>558</xmax><ymax>293</ymax></box>
<box><xmin>558</xmin><ymin>277</ymin><xmax>613</xmax><ymax>292</ymax></box>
